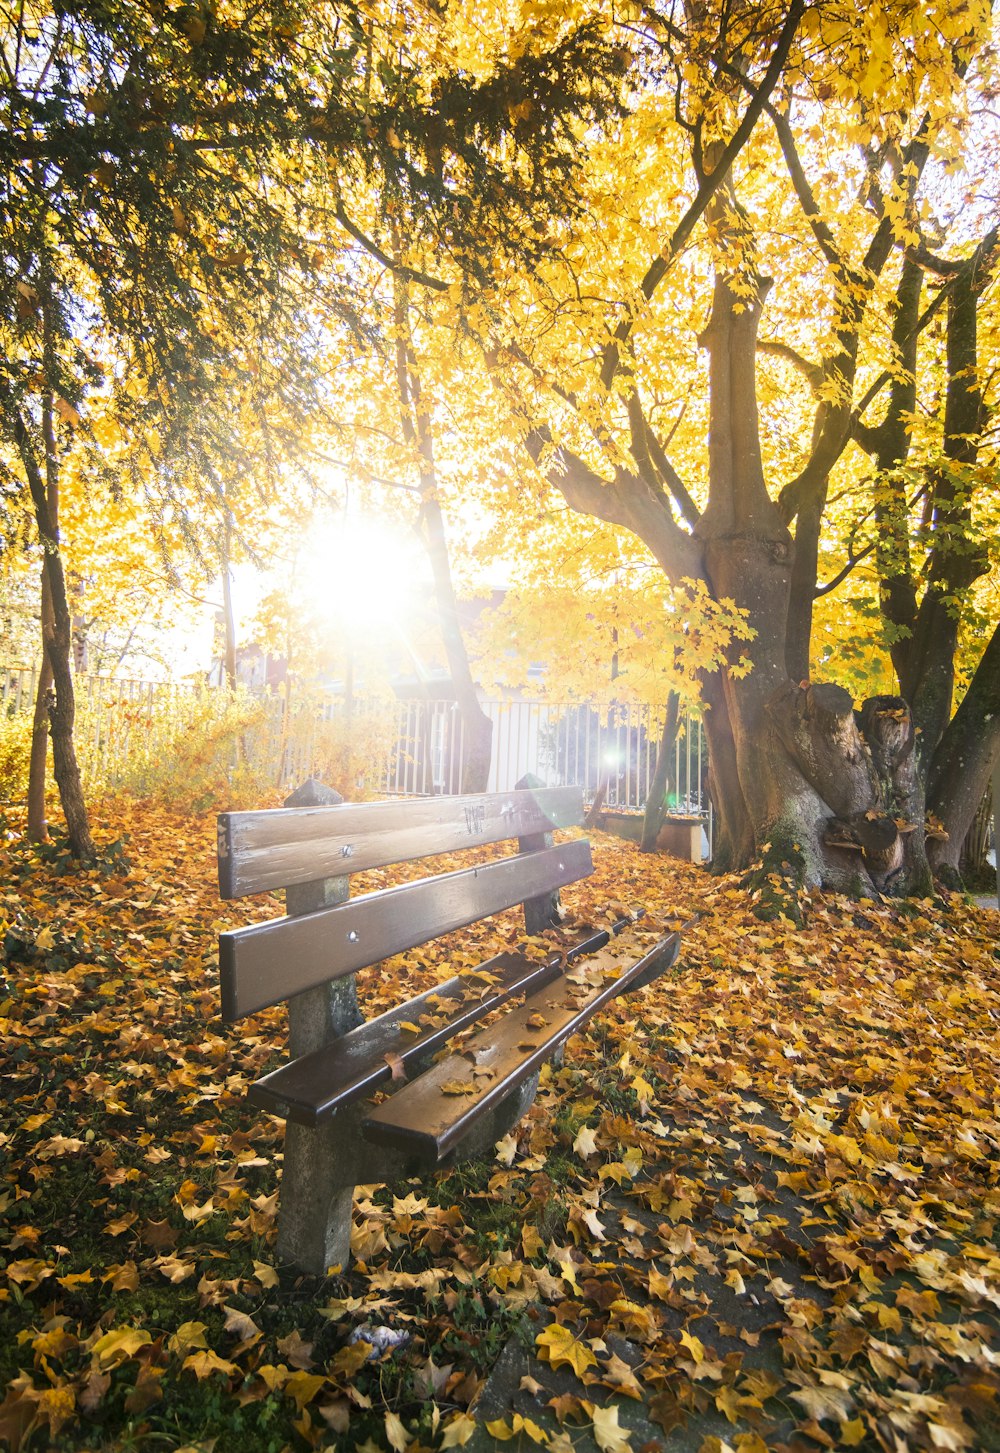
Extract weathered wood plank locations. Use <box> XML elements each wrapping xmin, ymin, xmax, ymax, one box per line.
<box><xmin>362</xmin><ymin>931</ymin><xmax>681</xmax><ymax>1162</ymax></box>
<box><xmin>219</xmin><ymin>838</ymin><xmax>594</xmax><ymax>1020</ymax></box>
<box><xmin>218</xmin><ymin>786</ymin><xmax>585</xmax><ymax>899</ymax></box>
<box><xmin>249</xmin><ymin>951</ymin><xmax>561</xmax><ymax>1124</ymax></box>
<box><xmin>247</xmin><ymin>914</ymin><xmax>640</xmax><ymax>1124</ymax></box>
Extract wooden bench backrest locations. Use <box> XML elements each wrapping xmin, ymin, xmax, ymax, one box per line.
<box><xmin>218</xmin><ymin>786</ymin><xmax>589</xmax><ymax>1022</ymax></box>
<box><xmin>217</xmin><ymin>787</ymin><xmax>584</xmax><ymax>898</ymax></box>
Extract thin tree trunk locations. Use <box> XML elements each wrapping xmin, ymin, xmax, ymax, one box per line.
<box><xmin>640</xmin><ymin>694</ymin><xmax>680</xmax><ymax>852</ymax></box>
<box><xmin>960</xmin><ymin>783</ymin><xmax>992</xmax><ymax>881</ymax></box>
<box><xmin>26</xmin><ymin>573</ymin><xmax>53</xmax><ymax>841</ymax></box>
<box><xmin>391</xmin><ymin>275</ymin><xmax>493</xmax><ymax>792</ymax></box>
<box><xmin>26</xmin><ymin>384</ymin><xmax>60</xmax><ymax>842</ymax></box>
<box><xmin>221</xmin><ymin>515</ymin><xmax>237</xmax><ymax>691</ymax></box>
<box><xmin>13</xmin><ymin>408</ymin><xmax>95</xmax><ymax>860</ymax></box>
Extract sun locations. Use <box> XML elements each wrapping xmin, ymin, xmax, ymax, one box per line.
<box><xmin>299</xmin><ymin>513</ymin><xmax>424</xmax><ymax>633</ymax></box>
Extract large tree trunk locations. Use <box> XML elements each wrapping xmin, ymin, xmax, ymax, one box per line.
<box><xmin>960</xmin><ymin>784</ymin><xmax>992</xmax><ymax>883</ymax></box>
<box><xmin>689</xmin><ymin>274</ymin><xmax>933</xmax><ymax>898</ymax></box>
<box><xmin>45</xmin><ymin>578</ymin><xmax>95</xmax><ymax>861</ymax></box>
<box><xmin>902</xmin><ymin>258</ymin><xmax>990</xmax><ymax>763</ymax></box>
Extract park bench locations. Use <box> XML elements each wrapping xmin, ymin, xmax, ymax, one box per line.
<box><xmin>216</xmin><ymin>777</ymin><xmax>683</xmax><ymax>1274</ymax></box>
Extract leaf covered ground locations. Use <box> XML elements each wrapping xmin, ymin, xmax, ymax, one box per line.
<box><xmin>0</xmin><ymin>801</ymin><xmax>998</xmax><ymax>1453</ymax></box>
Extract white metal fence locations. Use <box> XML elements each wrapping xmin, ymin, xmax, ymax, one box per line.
<box><xmin>384</xmin><ymin>697</ymin><xmax>708</xmax><ymax>814</ymax></box>
<box><xmin>2</xmin><ymin>664</ymin><xmax>710</xmax><ymax>818</ymax></box>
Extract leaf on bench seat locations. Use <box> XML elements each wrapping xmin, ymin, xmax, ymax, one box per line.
<box><xmin>383</xmin><ymin>1052</ymin><xmax>407</xmax><ymax>1082</ymax></box>
<box><xmin>460</xmin><ymin>969</ymin><xmax>501</xmax><ymax>985</ymax></box>
<box><xmin>364</xmin><ymin>930</ymin><xmax>683</xmax><ymax>1161</ymax></box>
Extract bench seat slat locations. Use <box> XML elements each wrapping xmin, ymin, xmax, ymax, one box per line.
<box><xmin>220</xmin><ymin>838</ymin><xmax>594</xmax><ymax>1021</ymax></box>
<box><xmin>218</xmin><ymin>787</ymin><xmax>585</xmax><ymax>899</ymax></box>
<box><xmin>246</xmin><ymin>915</ymin><xmax>639</xmax><ymax>1125</ymax></box>
<box><xmin>361</xmin><ymin>930</ymin><xmax>682</xmax><ymax>1163</ymax></box>
<box><xmin>248</xmin><ymin>951</ymin><xmax>561</xmax><ymax>1125</ymax></box>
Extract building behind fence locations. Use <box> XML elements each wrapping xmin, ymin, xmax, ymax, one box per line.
<box><xmin>2</xmin><ymin>664</ymin><xmax>710</xmax><ymax>824</ymax></box>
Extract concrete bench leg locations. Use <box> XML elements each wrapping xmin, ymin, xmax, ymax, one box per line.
<box><xmin>277</xmin><ymin>1120</ymin><xmax>355</xmax><ymax>1275</ymax></box>
<box><xmin>276</xmin><ymin>1072</ymin><xmax>543</xmax><ymax>1272</ymax></box>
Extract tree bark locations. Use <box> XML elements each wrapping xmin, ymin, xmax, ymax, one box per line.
<box><xmin>925</xmin><ymin>619</ymin><xmax>1000</xmax><ymax>876</ymax></box>
<box><xmin>27</xmin><ymin>388</ymin><xmax>59</xmax><ymax>843</ymax></box>
<box><xmin>640</xmin><ymin>694</ymin><xmax>680</xmax><ymax>852</ymax></box>
<box><xmin>220</xmin><ymin>515</ymin><xmax>238</xmax><ymax>691</ymax></box>
<box><xmin>419</xmin><ymin>487</ymin><xmax>493</xmax><ymax>792</ymax></box>
<box><xmin>960</xmin><ymin>783</ymin><xmax>991</xmax><ymax>882</ymax></box>
<box><xmin>26</xmin><ymin>573</ymin><xmax>53</xmax><ymax>842</ymax></box>
<box><xmin>392</xmin><ymin>276</ymin><xmax>493</xmax><ymax>792</ymax></box>
<box><xmin>14</xmin><ymin>409</ymin><xmax>96</xmax><ymax>860</ymax></box>
<box><xmin>857</xmin><ymin>696</ymin><xmax>931</xmax><ymax>894</ymax></box>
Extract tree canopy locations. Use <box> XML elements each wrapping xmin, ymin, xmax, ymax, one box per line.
<box><xmin>1</xmin><ymin>0</ymin><xmax>998</xmax><ymax>893</ymax></box>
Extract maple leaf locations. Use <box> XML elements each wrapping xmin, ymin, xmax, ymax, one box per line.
<box><xmin>839</xmin><ymin>1420</ymin><xmax>868</xmax><ymax>1447</ymax></box>
<box><xmin>183</xmin><ymin>1350</ymin><xmax>239</xmax><ymax>1381</ymax></box>
<box><xmin>384</xmin><ymin>1410</ymin><xmax>410</xmax><ymax>1451</ymax></box>
<box><xmin>56</xmin><ymin>1269</ymin><xmax>94</xmax><ymax>1289</ymax></box>
<box><xmin>102</xmin><ymin>1261</ymin><xmax>140</xmax><ymax>1292</ymax></box>
<box><xmin>573</xmin><ymin>1125</ymin><xmax>599</xmax><ymax>1158</ymax></box>
<box><xmin>141</xmin><ymin>1219</ymin><xmax>179</xmax><ymax>1251</ymax></box>
<box><xmin>179</xmin><ymin>1196</ymin><xmax>216</xmax><ymax>1223</ymax></box>
<box><xmin>589</xmin><ymin>1404</ymin><xmax>632</xmax><ymax>1453</ymax></box>
<box><xmin>486</xmin><ymin>1414</ymin><xmax>550</xmax><ymax>1444</ymax></box>
<box><xmin>787</xmin><ymin>1380</ymin><xmax>854</xmax><ymax>1423</ymax></box>
<box><xmin>330</xmin><ymin>1342</ymin><xmax>374</xmax><ymax>1378</ymax></box>
<box><xmin>276</xmin><ymin>1329</ymin><xmax>315</xmax><ymax>1369</ymax></box>
<box><xmin>91</xmin><ymin>1328</ymin><xmax>153</xmax><ymax>1367</ymax></box>
<box><xmin>521</xmin><ymin>1223</ymin><xmax>544</xmax><ymax>1259</ymax></box>
<box><xmin>284</xmin><ymin>1371</ymin><xmax>329</xmax><ymax>1409</ymax></box>
<box><xmin>494</xmin><ymin>1131</ymin><xmax>518</xmax><ymax>1165</ymax></box>
<box><xmin>124</xmin><ymin>1366</ymin><xmax>164</xmax><ymax>1415</ymax></box>
<box><xmin>568</xmin><ymin>1206</ymin><xmax>606</xmax><ymax>1243</ymax></box>
<box><xmin>223</xmin><ymin>1306</ymin><xmax>263</xmax><ymax>1347</ymax></box>
<box><xmin>535</xmin><ymin>1324</ymin><xmax>598</xmax><ymax>1377</ymax></box>
<box><xmin>251</xmin><ymin>1259</ymin><xmax>280</xmax><ymax>1288</ymax></box>
<box><xmin>168</xmin><ymin>1322</ymin><xmax>209</xmax><ymax>1357</ymax></box>
<box><xmin>599</xmin><ymin>1352</ymin><xmax>643</xmax><ymax>1400</ymax></box>
<box><xmin>610</xmin><ymin>1300</ymin><xmax>659</xmax><ymax>1345</ymax></box>
<box><xmin>154</xmin><ymin>1254</ymin><xmax>198</xmax><ymax>1283</ymax></box>
<box><xmin>440</xmin><ymin>1412</ymin><xmax>478</xmax><ymax>1447</ymax></box>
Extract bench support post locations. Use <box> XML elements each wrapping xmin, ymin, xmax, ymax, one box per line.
<box><xmin>277</xmin><ymin>1123</ymin><xmax>356</xmax><ymax>1275</ymax></box>
<box><xmin>515</xmin><ymin>774</ymin><xmax>563</xmax><ymax>934</ymax></box>
<box><xmin>276</xmin><ymin>779</ymin><xmax>362</xmax><ymax>1275</ymax></box>
<box><xmin>515</xmin><ymin>774</ymin><xmax>567</xmax><ymax>1070</ymax></box>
